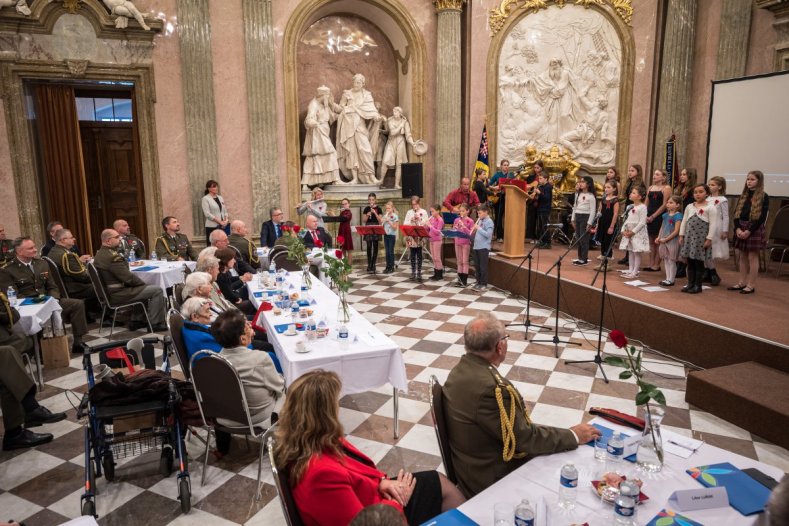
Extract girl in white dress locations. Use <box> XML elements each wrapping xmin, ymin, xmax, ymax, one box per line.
<box><xmin>704</xmin><ymin>176</ymin><xmax>729</xmax><ymax>286</ymax></box>
<box><xmin>619</xmin><ymin>185</ymin><xmax>650</xmax><ymax>279</ymax></box>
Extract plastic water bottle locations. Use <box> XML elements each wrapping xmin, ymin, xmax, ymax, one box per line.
<box><xmin>6</xmin><ymin>286</ymin><xmax>17</xmax><ymax>307</ymax></box>
<box><xmin>607</xmin><ymin>432</ymin><xmax>625</xmax><ymax>467</ymax></box>
<box><xmin>269</xmin><ymin>261</ymin><xmax>276</xmax><ymax>274</ymax></box>
<box><xmin>305</xmin><ymin>316</ymin><xmax>316</xmax><ymax>340</ymax></box>
<box><xmin>150</xmin><ymin>251</ymin><xmax>158</xmax><ymax>261</ymax></box>
<box><xmin>558</xmin><ymin>462</ymin><xmax>578</xmax><ymax>509</ymax></box>
<box><xmin>128</xmin><ymin>251</ymin><xmax>137</xmax><ymax>263</ymax></box>
<box><xmin>615</xmin><ymin>480</ymin><xmax>639</xmax><ymax>525</ymax></box>
<box><xmin>338</xmin><ymin>323</ymin><xmax>349</xmax><ymax>349</ymax></box>
<box><xmin>514</xmin><ymin>499</ymin><xmax>534</xmax><ymax>526</ymax></box>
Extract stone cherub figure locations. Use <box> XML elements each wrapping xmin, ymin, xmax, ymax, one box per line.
<box><xmin>102</xmin><ymin>0</ymin><xmax>150</xmax><ymax>31</ymax></box>
<box><xmin>0</xmin><ymin>0</ymin><xmax>31</xmax><ymax>16</ymax></box>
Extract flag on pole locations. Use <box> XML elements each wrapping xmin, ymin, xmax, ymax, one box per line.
<box><xmin>665</xmin><ymin>133</ymin><xmax>679</xmax><ymax>189</ymax></box>
<box><xmin>475</xmin><ymin>124</ymin><xmax>489</xmax><ymax>176</ymax></box>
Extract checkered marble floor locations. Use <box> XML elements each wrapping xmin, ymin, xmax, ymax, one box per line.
<box><xmin>2</xmin><ymin>267</ymin><xmax>788</xmax><ymax>525</ymax></box>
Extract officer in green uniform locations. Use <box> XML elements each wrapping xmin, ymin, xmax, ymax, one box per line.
<box><xmin>0</xmin><ymin>237</ymin><xmax>89</xmax><ymax>354</ymax></box>
<box><xmin>0</xmin><ymin>225</ymin><xmax>13</xmax><ymax>268</ymax></box>
<box><xmin>94</xmin><ymin>229</ymin><xmax>167</xmax><ymax>330</ymax></box>
<box><xmin>443</xmin><ymin>313</ymin><xmax>601</xmax><ymax>498</ymax></box>
<box><xmin>228</xmin><ymin>220</ymin><xmax>261</xmax><ymax>268</ymax></box>
<box><xmin>0</xmin><ymin>291</ymin><xmax>67</xmax><ymax>450</ymax></box>
<box><xmin>113</xmin><ymin>219</ymin><xmax>146</xmax><ymax>260</ymax></box>
<box><xmin>154</xmin><ymin>216</ymin><xmax>198</xmax><ymax>261</ymax></box>
<box><xmin>46</xmin><ymin>228</ymin><xmax>97</xmax><ymax>302</ymax></box>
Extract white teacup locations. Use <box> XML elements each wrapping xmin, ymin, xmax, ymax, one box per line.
<box><xmin>286</xmin><ymin>323</ymin><xmax>297</xmax><ymax>335</ymax></box>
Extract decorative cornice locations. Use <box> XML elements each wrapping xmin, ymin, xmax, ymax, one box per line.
<box><xmin>63</xmin><ymin>0</ymin><xmax>82</xmax><ymax>14</ymax></box>
<box><xmin>756</xmin><ymin>0</ymin><xmax>789</xmax><ymax>18</ymax></box>
<box><xmin>65</xmin><ymin>59</ymin><xmax>89</xmax><ymax>77</ymax></box>
<box><xmin>434</xmin><ymin>0</ymin><xmax>466</xmax><ymax>14</ymax></box>
<box><xmin>489</xmin><ymin>0</ymin><xmax>632</xmax><ymax>35</ymax></box>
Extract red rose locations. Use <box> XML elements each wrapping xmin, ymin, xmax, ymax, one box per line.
<box><xmin>336</xmin><ymin>235</ymin><xmax>345</xmax><ymax>245</ymax></box>
<box><xmin>610</xmin><ymin>329</ymin><xmax>628</xmax><ymax>348</ymax></box>
<box><xmin>315</xmin><ymin>239</ymin><xmax>323</xmax><ymax>248</ymax></box>
<box><xmin>335</xmin><ymin>249</ymin><xmax>343</xmax><ymax>258</ymax></box>
<box><xmin>282</xmin><ymin>225</ymin><xmax>290</xmax><ymax>232</ymax></box>
<box><xmin>293</xmin><ymin>225</ymin><xmax>301</xmax><ymax>233</ymax></box>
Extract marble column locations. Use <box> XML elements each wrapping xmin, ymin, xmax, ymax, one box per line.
<box><xmin>652</xmin><ymin>0</ymin><xmax>697</xmax><ymax>171</ymax></box>
<box><xmin>434</xmin><ymin>0</ymin><xmax>465</xmax><ymax>202</ymax></box>
<box><xmin>243</xmin><ymin>0</ymin><xmax>279</xmax><ymax>231</ymax></box>
<box><xmin>176</xmin><ymin>0</ymin><xmax>220</xmax><ymax>233</ymax></box>
<box><xmin>716</xmin><ymin>0</ymin><xmax>752</xmax><ymax>80</ymax></box>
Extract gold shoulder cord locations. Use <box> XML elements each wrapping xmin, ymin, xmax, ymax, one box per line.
<box><xmin>62</xmin><ymin>252</ymin><xmax>85</xmax><ymax>276</ymax></box>
<box><xmin>157</xmin><ymin>236</ymin><xmax>178</xmax><ymax>258</ymax></box>
<box><xmin>489</xmin><ymin>365</ymin><xmax>531</xmax><ymax>462</ymax></box>
<box><xmin>0</xmin><ymin>292</ymin><xmax>12</xmax><ymax>329</ymax></box>
<box><xmin>247</xmin><ymin>240</ymin><xmax>258</xmax><ymax>264</ymax></box>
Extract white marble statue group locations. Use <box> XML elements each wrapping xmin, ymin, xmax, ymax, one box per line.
<box><xmin>302</xmin><ymin>73</ymin><xmax>425</xmax><ymax>190</ymax></box>
<box><xmin>0</xmin><ymin>0</ymin><xmax>150</xmax><ymax>31</ymax></box>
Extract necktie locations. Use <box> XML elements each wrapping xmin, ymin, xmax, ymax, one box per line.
<box><xmin>275</xmin><ymin>224</ymin><xmax>281</xmax><ymax>238</ymax></box>
<box><xmin>312</xmin><ymin>231</ymin><xmax>318</xmax><ymax>243</ymax></box>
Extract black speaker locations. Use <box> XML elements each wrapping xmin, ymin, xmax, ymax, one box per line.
<box><xmin>401</xmin><ymin>163</ymin><xmax>423</xmax><ymax>198</ymax></box>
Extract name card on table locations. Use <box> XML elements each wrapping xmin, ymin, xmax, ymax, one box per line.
<box><xmin>669</xmin><ymin>487</ymin><xmax>729</xmax><ymax>512</ymax></box>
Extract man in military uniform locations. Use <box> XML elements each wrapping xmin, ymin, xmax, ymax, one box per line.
<box><xmin>211</xmin><ymin>228</ymin><xmax>256</xmax><ymax>276</ymax></box>
<box><xmin>47</xmin><ymin>229</ymin><xmax>96</xmax><ymax>302</ymax></box>
<box><xmin>113</xmin><ymin>219</ymin><xmax>146</xmax><ymax>260</ymax></box>
<box><xmin>154</xmin><ymin>216</ymin><xmax>198</xmax><ymax>261</ymax></box>
<box><xmin>0</xmin><ymin>291</ymin><xmax>67</xmax><ymax>450</ymax></box>
<box><xmin>94</xmin><ymin>229</ymin><xmax>167</xmax><ymax>331</ymax></box>
<box><xmin>0</xmin><ymin>237</ymin><xmax>89</xmax><ymax>354</ymax></box>
<box><xmin>443</xmin><ymin>313</ymin><xmax>600</xmax><ymax>497</ymax></box>
<box><xmin>0</xmin><ymin>225</ymin><xmax>14</xmax><ymax>268</ymax></box>
<box><xmin>228</xmin><ymin>220</ymin><xmax>260</xmax><ymax>268</ymax></box>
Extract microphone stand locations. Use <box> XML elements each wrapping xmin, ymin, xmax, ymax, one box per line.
<box><xmin>531</xmin><ymin>223</ymin><xmax>595</xmax><ymax>357</ymax></box>
<box><xmin>505</xmin><ymin>227</ymin><xmax>552</xmax><ymax>336</ymax></box>
<box><xmin>565</xmin><ymin>210</ymin><xmax>625</xmax><ymax>383</ymax></box>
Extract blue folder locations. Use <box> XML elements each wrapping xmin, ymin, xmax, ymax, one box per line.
<box><xmin>443</xmin><ymin>231</ymin><xmax>471</xmax><ymax>240</ymax></box>
<box><xmin>131</xmin><ymin>265</ymin><xmax>158</xmax><ymax>272</ymax></box>
<box><xmin>19</xmin><ymin>296</ymin><xmax>50</xmax><ymax>305</ymax></box>
<box><xmin>420</xmin><ymin>509</ymin><xmax>478</xmax><ymax>526</ymax></box>
<box><xmin>687</xmin><ymin>462</ymin><xmax>770</xmax><ymax>516</ymax></box>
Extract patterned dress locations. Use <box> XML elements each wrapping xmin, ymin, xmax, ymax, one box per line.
<box><xmin>680</xmin><ymin>203</ymin><xmax>718</xmax><ymax>261</ymax></box>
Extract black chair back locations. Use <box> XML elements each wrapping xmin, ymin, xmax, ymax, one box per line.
<box><xmin>429</xmin><ymin>375</ymin><xmax>457</xmax><ymax>484</ymax></box>
<box><xmin>42</xmin><ymin>256</ymin><xmax>69</xmax><ymax>298</ymax></box>
<box><xmin>171</xmin><ymin>283</ymin><xmax>185</xmax><ymax>311</ymax></box>
<box><xmin>268</xmin><ymin>436</ymin><xmax>305</xmax><ymax>526</ymax></box>
<box><xmin>190</xmin><ymin>351</ymin><xmax>251</xmax><ymax>428</ymax></box>
<box><xmin>183</xmin><ymin>263</ymin><xmax>192</xmax><ymax>277</ymax></box>
<box><xmin>167</xmin><ymin>310</ymin><xmax>191</xmax><ymax>379</ymax></box>
<box><xmin>272</xmin><ymin>250</ymin><xmax>300</xmax><ymax>272</ymax></box>
<box><xmin>87</xmin><ymin>262</ymin><xmax>111</xmax><ymax>308</ymax></box>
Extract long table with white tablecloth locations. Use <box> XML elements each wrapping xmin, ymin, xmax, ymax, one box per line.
<box><xmin>130</xmin><ymin>260</ymin><xmax>195</xmax><ymax>292</ymax></box>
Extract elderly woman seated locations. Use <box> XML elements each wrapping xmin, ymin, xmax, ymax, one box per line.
<box><xmin>210</xmin><ymin>309</ymin><xmax>285</xmax><ymax>453</ymax></box>
<box><xmin>193</xmin><ymin>257</ymin><xmax>237</xmax><ymax>312</ymax></box>
<box><xmin>180</xmin><ymin>297</ymin><xmax>281</xmax><ymax>373</ymax></box>
<box><xmin>182</xmin><ymin>271</ymin><xmax>232</xmax><ymax>316</ymax></box>
<box><xmin>274</xmin><ymin>370</ymin><xmax>465</xmax><ymax>526</ymax></box>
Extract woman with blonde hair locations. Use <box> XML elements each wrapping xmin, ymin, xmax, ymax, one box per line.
<box><xmin>729</xmin><ymin>170</ymin><xmax>770</xmax><ymax>294</ymax></box>
<box><xmin>274</xmin><ymin>370</ymin><xmax>464</xmax><ymax>526</ymax></box>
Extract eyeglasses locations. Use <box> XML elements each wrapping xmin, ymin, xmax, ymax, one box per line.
<box><xmin>499</xmin><ymin>334</ymin><xmax>510</xmax><ymax>342</ymax></box>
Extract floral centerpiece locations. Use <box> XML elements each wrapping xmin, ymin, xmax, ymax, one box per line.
<box><xmin>604</xmin><ymin>329</ymin><xmax>667</xmax><ymax>471</ymax></box>
<box><xmin>322</xmin><ymin>236</ymin><xmax>353</xmax><ymax>323</ymax></box>
<box><xmin>280</xmin><ymin>224</ymin><xmax>315</xmax><ymax>288</ymax></box>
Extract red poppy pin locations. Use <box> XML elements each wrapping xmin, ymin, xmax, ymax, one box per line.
<box><xmin>630</xmin><ymin>209</ymin><xmax>635</xmax><ymax>215</ymax></box>
<box><xmin>699</xmin><ymin>209</ymin><xmax>704</xmax><ymax>215</ymax></box>
<box><xmin>669</xmin><ymin>220</ymin><xmax>674</xmax><ymax>226</ymax></box>
<box><xmin>714</xmin><ymin>199</ymin><xmax>719</xmax><ymax>205</ymax></box>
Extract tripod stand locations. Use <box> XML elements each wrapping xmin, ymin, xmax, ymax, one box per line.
<box><xmin>564</xmin><ymin>209</ymin><xmax>626</xmax><ymax>383</ymax></box>
<box><xmin>546</xmin><ymin>223</ymin><xmax>572</xmax><ymax>246</ymax></box>
<box><xmin>505</xmin><ymin>228</ymin><xmax>551</xmax><ymax>336</ymax></box>
<box><xmin>531</xmin><ymin>223</ymin><xmax>594</xmax><ymax>357</ymax></box>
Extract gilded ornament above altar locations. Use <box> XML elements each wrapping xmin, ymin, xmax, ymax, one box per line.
<box><xmin>488</xmin><ymin>0</ymin><xmax>632</xmax><ymax>35</ymax></box>
<box><xmin>433</xmin><ymin>0</ymin><xmax>466</xmax><ymax>13</ymax></box>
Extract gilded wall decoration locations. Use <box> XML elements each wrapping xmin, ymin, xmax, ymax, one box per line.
<box><xmin>496</xmin><ymin>3</ymin><xmax>622</xmax><ymax>168</ymax></box>
<box><xmin>489</xmin><ymin>0</ymin><xmax>632</xmax><ymax>35</ymax></box>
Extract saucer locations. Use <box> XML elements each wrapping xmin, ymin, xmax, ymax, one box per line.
<box><xmin>284</xmin><ymin>330</ymin><xmax>298</xmax><ymax>336</ymax></box>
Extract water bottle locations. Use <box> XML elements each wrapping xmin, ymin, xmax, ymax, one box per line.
<box><xmin>150</xmin><ymin>251</ymin><xmax>158</xmax><ymax>261</ymax></box>
<box><xmin>6</xmin><ymin>286</ymin><xmax>17</xmax><ymax>307</ymax></box>
<box><xmin>269</xmin><ymin>261</ymin><xmax>276</xmax><ymax>274</ymax></box>
<box><xmin>305</xmin><ymin>316</ymin><xmax>317</xmax><ymax>340</ymax></box>
<box><xmin>558</xmin><ymin>462</ymin><xmax>578</xmax><ymax>509</ymax></box>
<box><xmin>514</xmin><ymin>499</ymin><xmax>534</xmax><ymax>526</ymax></box>
<box><xmin>615</xmin><ymin>480</ymin><xmax>639</xmax><ymax>525</ymax></box>
<box><xmin>129</xmin><ymin>251</ymin><xmax>137</xmax><ymax>263</ymax></box>
<box><xmin>338</xmin><ymin>323</ymin><xmax>349</xmax><ymax>349</ymax></box>
<box><xmin>607</xmin><ymin>432</ymin><xmax>625</xmax><ymax>467</ymax></box>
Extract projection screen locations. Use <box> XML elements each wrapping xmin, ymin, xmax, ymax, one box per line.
<box><xmin>706</xmin><ymin>70</ymin><xmax>789</xmax><ymax>197</ymax></box>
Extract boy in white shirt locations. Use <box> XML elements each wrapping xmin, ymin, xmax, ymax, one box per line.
<box><xmin>471</xmin><ymin>205</ymin><xmax>494</xmax><ymax>291</ymax></box>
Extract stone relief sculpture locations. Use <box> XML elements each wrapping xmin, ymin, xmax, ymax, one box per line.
<box><xmin>102</xmin><ymin>0</ymin><xmax>151</xmax><ymax>31</ymax></box>
<box><xmin>379</xmin><ymin>107</ymin><xmax>416</xmax><ymax>189</ymax></box>
<box><xmin>0</xmin><ymin>0</ymin><xmax>31</xmax><ymax>16</ymax></box>
<box><xmin>335</xmin><ymin>73</ymin><xmax>382</xmax><ymax>185</ymax></box>
<box><xmin>496</xmin><ymin>4</ymin><xmax>621</xmax><ymax>168</ymax></box>
<box><xmin>301</xmin><ymin>86</ymin><xmax>342</xmax><ymax>189</ymax></box>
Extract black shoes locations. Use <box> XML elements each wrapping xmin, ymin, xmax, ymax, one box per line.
<box><xmin>25</xmin><ymin>406</ymin><xmax>67</xmax><ymax>427</ymax></box>
<box><xmin>429</xmin><ymin>269</ymin><xmax>443</xmax><ymax>281</ymax></box>
<box><xmin>709</xmin><ymin>270</ymin><xmax>721</xmax><ymax>286</ymax></box>
<box><xmin>3</xmin><ymin>428</ymin><xmax>54</xmax><ymax>450</ymax></box>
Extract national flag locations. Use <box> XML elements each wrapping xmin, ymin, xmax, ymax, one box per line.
<box><xmin>475</xmin><ymin>124</ymin><xmax>489</xmax><ymax>176</ymax></box>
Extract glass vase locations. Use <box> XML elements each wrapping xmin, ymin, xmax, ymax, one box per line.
<box><xmin>636</xmin><ymin>405</ymin><xmax>665</xmax><ymax>473</ymax></box>
<box><xmin>337</xmin><ymin>290</ymin><xmax>351</xmax><ymax>324</ymax></box>
<box><xmin>301</xmin><ymin>265</ymin><xmax>312</xmax><ymax>290</ymax></box>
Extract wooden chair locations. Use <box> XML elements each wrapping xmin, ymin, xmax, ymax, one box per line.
<box><xmin>428</xmin><ymin>374</ymin><xmax>457</xmax><ymax>484</ymax></box>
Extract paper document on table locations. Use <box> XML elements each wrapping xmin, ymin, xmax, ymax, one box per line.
<box><xmin>624</xmin><ymin>280</ymin><xmax>650</xmax><ymax>287</ymax></box>
<box><xmin>663</xmin><ymin>429</ymin><xmax>704</xmax><ymax>458</ymax></box>
<box><xmin>641</xmin><ymin>286</ymin><xmax>669</xmax><ymax>292</ymax></box>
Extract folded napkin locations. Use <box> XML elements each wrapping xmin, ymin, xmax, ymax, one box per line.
<box><xmin>131</xmin><ymin>266</ymin><xmax>158</xmax><ymax>272</ymax></box>
<box><xmin>253</xmin><ymin>290</ymin><xmax>278</xmax><ymax>298</ymax></box>
<box><xmin>585</xmin><ymin>423</ymin><xmax>637</xmax><ymax>462</ymax></box>
<box><xmin>19</xmin><ymin>296</ymin><xmax>51</xmax><ymax>305</ymax></box>
<box><xmin>645</xmin><ymin>509</ymin><xmax>703</xmax><ymax>526</ymax></box>
<box><xmin>687</xmin><ymin>462</ymin><xmax>770</xmax><ymax>515</ymax></box>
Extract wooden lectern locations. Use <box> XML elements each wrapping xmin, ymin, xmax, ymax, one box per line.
<box><xmin>499</xmin><ymin>183</ymin><xmax>528</xmax><ymax>258</ymax></box>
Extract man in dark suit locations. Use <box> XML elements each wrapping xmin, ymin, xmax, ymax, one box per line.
<box><xmin>443</xmin><ymin>313</ymin><xmax>600</xmax><ymax>498</ymax></box>
<box><xmin>0</xmin><ymin>237</ymin><xmax>89</xmax><ymax>354</ymax></box>
<box><xmin>302</xmin><ymin>213</ymin><xmax>332</xmax><ymax>249</ymax></box>
<box><xmin>40</xmin><ymin>221</ymin><xmax>84</xmax><ymax>258</ymax></box>
<box><xmin>94</xmin><ymin>229</ymin><xmax>167</xmax><ymax>331</ymax></box>
<box><xmin>260</xmin><ymin>207</ymin><xmax>285</xmax><ymax>248</ymax></box>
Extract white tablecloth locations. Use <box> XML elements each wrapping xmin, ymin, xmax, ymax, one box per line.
<box><xmin>13</xmin><ymin>297</ymin><xmax>63</xmax><ymax>335</ymax></box>
<box><xmin>130</xmin><ymin>260</ymin><xmax>195</xmax><ymax>291</ymax></box>
<box><xmin>458</xmin><ymin>417</ymin><xmax>783</xmax><ymax>525</ymax></box>
<box><xmin>247</xmin><ymin>272</ymin><xmax>407</xmax><ymax>396</ymax></box>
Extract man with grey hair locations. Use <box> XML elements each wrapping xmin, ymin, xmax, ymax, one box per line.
<box><xmin>260</xmin><ymin>207</ymin><xmax>285</xmax><ymax>248</ymax></box>
<box><xmin>229</xmin><ymin>220</ymin><xmax>260</xmax><ymax>267</ymax></box>
<box><xmin>210</xmin><ymin>228</ymin><xmax>255</xmax><ymax>276</ymax></box>
<box><xmin>443</xmin><ymin>313</ymin><xmax>600</xmax><ymax>497</ymax></box>
<box><xmin>47</xmin><ymin>229</ymin><xmax>97</xmax><ymax>303</ymax></box>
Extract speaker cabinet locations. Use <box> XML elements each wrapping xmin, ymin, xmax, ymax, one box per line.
<box><xmin>401</xmin><ymin>163</ymin><xmax>423</xmax><ymax>198</ymax></box>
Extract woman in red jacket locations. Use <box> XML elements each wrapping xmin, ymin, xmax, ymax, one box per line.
<box><xmin>273</xmin><ymin>370</ymin><xmax>465</xmax><ymax>526</ymax></box>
